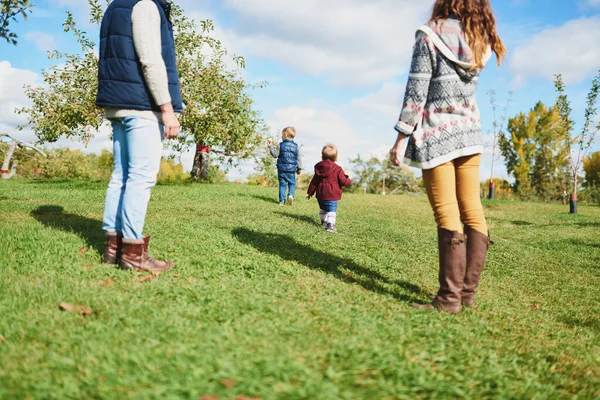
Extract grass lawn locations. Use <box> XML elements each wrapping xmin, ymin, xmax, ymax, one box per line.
<box><xmin>0</xmin><ymin>179</ymin><xmax>599</xmax><ymax>399</ymax></box>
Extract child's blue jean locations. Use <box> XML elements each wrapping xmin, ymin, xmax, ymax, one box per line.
<box><xmin>278</xmin><ymin>171</ymin><xmax>297</xmax><ymax>203</ymax></box>
<box><xmin>102</xmin><ymin>116</ymin><xmax>164</xmax><ymax>240</ymax></box>
<box><xmin>318</xmin><ymin>200</ymin><xmax>338</xmax><ymax>212</ymax></box>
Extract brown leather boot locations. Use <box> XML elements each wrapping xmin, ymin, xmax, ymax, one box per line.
<box><xmin>412</xmin><ymin>228</ymin><xmax>466</xmax><ymax>314</ymax></box>
<box><xmin>103</xmin><ymin>232</ymin><xmax>122</xmax><ymax>264</ymax></box>
<box><xmin>461</xmin><ymin>227</ymin><xmax>491</xmax><ymax>308</ymax></box>
<box><xmin>120</xmin><ymin>239</ymin><xmax>173</xmax><ymax>272</ymax></box>
<box><xmin>142</xmin><ymin>234</ymin><xmax>173</xmax><ymax>270</ymax></box>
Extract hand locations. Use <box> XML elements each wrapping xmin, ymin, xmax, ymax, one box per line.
<box><xmin>267</xmin><ymin>138</ymin><xmax>273</xmax><ymax>146</ymax></box>
<box><xmin>305</xmin><ymin>195</ymin><xmax>312</xmax><ymax>200</ymax></box>
<box><xmin>160</xmin><ymin>103</ymin><xmax>180</xmax><ymax>139</ymax></box>
<box><xmin>343</xmin><ymin>170</ymin><xmax>350</xmax><ymax>177</ymax></box>
<box><xmin>389</xmin><ymin>133</ymin><xmax>407</xmax><ymax>166</ymax></box>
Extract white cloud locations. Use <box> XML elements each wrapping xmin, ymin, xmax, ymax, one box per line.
<box><xmin>580</xmin><ymin>0</ymin><xmax>600</xmax><ymax>8</ymax></box>
<box><xmin>350</xmin><ymin>80</ymin><xmax>404</xmax><ymax>118</ymax></box>
<box><xmin>509</xmin><ymin>16</ymin><xmax>600</xmax><ymax>85</ymax></box>
<box><xmin>0</xmin><ymin>61</ymin><xmax>38</xmax><ymax>127</ymax></box>
<box><xmin>218</xmin><ymin>0</ymin><xmax>434</xmax><ymax>87</ymax></box>
<box><xmin>25</xmin><ymin>31</ymin><xmax>57</xmax><ymax>52</ymax></box>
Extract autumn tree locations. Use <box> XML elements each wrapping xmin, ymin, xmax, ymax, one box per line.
<box><xmin>583</xmin><ymin>151</ymin><xmax>600</xmax><ymax>187</ymax></box>
<box><xmin>554</xmin><ymin>72</ymin><xmax>600</xmax><ymax>213</ymax></box>
<box><xmin>1</xmin><ymin>0</ymin><xmax>33</xmax><ymax>44</ymax></box>
<box><xmin>499</xmin><ymin>101</ymin><xmax>570</xmax><ymax>200</ymax></box>
<box><xmin>18</xmin><ymin>0</ymin><xmax>265</xmax><ymax>181</ymax></box>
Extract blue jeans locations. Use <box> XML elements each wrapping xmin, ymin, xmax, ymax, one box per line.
<box><xmin>102</xmin><ymin>116</ymin><xmax>164</xmax><ymax>240</ymax></box>
<box><xmin>278</xmin><ymin>171</ymin><xmax>297</xmax><ymax>203</ymax></box>
<box><xmin>318</xmin><ymin>200</ymin><xmax>338</xmax><ymax>212</ymax></box>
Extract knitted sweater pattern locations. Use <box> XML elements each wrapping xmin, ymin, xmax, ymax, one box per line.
<box><xmin>394</xmin><ymin>19</ymin><xmax>489</xmax><ymax>170</ymax></box>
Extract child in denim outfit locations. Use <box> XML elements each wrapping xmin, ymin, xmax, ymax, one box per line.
<box><xmin>268</xmin><ymin>127</ymin><xmax>302</xmax><ymax>205</ymax></box>
<box><xmin>306</xmin><ymin>144</ymin><xmax>352</xmax><ymax>233</ymax></box>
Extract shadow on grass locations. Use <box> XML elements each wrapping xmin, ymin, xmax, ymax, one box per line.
<box><xmin>576</xmin><ymin>222</ymin><xmax>600</xmax><ymax>228</ymax></box>
<box><xmin>31</xmin><ymin>205</ymin><xmax>104</xmax><ymax>257</ymax></box>
<box><xmin>567</xmin><ymin>239</ymin><xmax>600</xmax><ymax>249</ymax></box>
<box><xmin>244</xmin><ymin>193</ymin><xmax>280</xmax><ymax>205</ymax></box>
<box><xmin>275</xmin><ymin>211</ymin><xmax>319</xmax><ymax>226</ymax></box>
<box><xmin>232</xmin><ymin>228</ymin><xmax>423</xmax><ymax>303</ymax></box>
<box><xmin>510</xmin><ymin>220</ymin><xmax>535</xmax><ymax>226</ymax></box>
<box><xmin>561</xmin><ymin>316</ymin><xmax>600</xmax><ymax>331</ymax></box>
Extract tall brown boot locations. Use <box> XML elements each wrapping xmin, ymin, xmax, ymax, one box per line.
<box><xmin>461</xmin><ymin>227</ymin><xmax>491</xmax><ymax>308</ymax></box>
<box><xmin>103</xmin><ymin>232</ymin><xmax>122</xmax><ymax>264</ymax></box>
<box><xmin>142</xmin><ymin>234</ymin><xmax>173</xmax><ymax>270</ymax></box>
<box><xmin>412</xmin><ymin>228</ymin><xmax>466</xmax><ymax>314</ymax></box>
<box><xmin>120</xmin><ymin>239</ymin><xmax>173</xmax><ymax>273</ymax></box>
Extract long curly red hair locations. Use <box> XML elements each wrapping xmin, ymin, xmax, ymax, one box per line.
<box><xmin>430</xmin><ymin>0</ymin><xmax>507</xmax><ymax>68</ymax></box>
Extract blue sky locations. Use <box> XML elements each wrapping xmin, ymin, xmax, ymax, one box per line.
<box><xmin>2</xmin><ymin>0</ymin><xmax>600</xmax><ymax>180</ymax></box>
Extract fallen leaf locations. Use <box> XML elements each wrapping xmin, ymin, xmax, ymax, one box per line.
<box><xmin>78</xmin><ymin>247</ymin><xmax>88</xmax><ymax>254</ymax></box>
<box><xmin>173</xmin><ymin>274</ymin><xmax>180</xmax><ymax>278</ymax></box>
<box><xmin>532</xmin><ymin>304</ymin><xmax>540</xmax><ymax>310</ymax></box>
<box><xmin>102</xmin><ymin>279</ymin><xmax>115</xmax><ymax>287</ymax></box>
<box><xmin>151</xmin><ymin>270</ymin><xmax>162</xmax><ymax>277</ymax></box>
<box><xmin>221</xmin><ymin>379</ymin><xmax>236</xmax><ymax>388</ymax></box>
<box><xmin>59</xmin><ymin>302</ymin><xmax>94</xmax><ymax>316</ymax></box>
<box><xmin>61</xmin><ymin>257</ymin><xmax>66</xmax><ymax>261</ymax></box>
<box><xmin>200</xmin><ymin>396</ymin><xmax>219</xmax><ymax>400</ymax></box>
<box><xmin>83</xmin><ymin>264</ymin><xmax>93</xmax><ymax>270</ymax></box>
<box><xmin>139</xmin><ymin>275</ymin><xmax>155</xmax><ymax>283</ymax></box>
<box><xmin>0</xmin><ymin>333</ymin><xmax>5</xmax><ymax>342</ymax></box>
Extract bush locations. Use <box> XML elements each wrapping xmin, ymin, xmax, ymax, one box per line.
<box><xmin>157</xmin><ymin>159</ymin><xmax>190</xmax><ymax>184</ymax></box>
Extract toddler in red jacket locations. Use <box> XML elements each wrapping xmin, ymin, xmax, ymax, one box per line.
<box><xmin>306</xmin><ymin>144</ymin><xmax>352</xmax><ymax>233</ymax></box>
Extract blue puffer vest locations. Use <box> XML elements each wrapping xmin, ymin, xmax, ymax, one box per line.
<box><xmin>96</xmin><ymin>0</ymin><xmax>183</xmax><ymax>112</ymax></box>
<box><xmin>277</xmin><ymin>140</ymin><xmax>299</xmax><ymax>172</ymax></box>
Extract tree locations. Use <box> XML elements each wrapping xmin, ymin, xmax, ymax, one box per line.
<box><xmin>499</xmin><ymin>102</ymin><xmax>570</xmax><ymax>200</ymax></box>
<box><xmin>18</xmin><ymin>0</ymin><xmax>266</xmax><ymax>181</ymax></box>
<box><xmin>349</xmin><ymin>155</ymin><xmax>420</xmax><ymax>195</ymax></box>
<box><xmin>554</xmin><ymin>72</ymin><xmax>600</xmax><ymax>213</ymax></box>
<box><xmin>1</xmin><ymin>0</ymin><xmax>33</xmax><ymax>45</ymax></box>
<box><xmin>583</xmin><ymin>151</ymin><xmax>600</xmax><ymax>187</ymax></box>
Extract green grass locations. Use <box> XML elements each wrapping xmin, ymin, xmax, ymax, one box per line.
<box><xmin>0</xmin><ymin>179</ymin><xmax>599</xmax><ymax>399</ymax></box>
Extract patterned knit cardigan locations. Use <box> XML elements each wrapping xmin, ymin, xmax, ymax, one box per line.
<box><xmin>394</xmin><ymin>19</ymin><xmax>490</xmax><ymax>170</ymax></box>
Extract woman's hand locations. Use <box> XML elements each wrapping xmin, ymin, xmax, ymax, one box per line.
<box><xmin>305</xmin><ymin>194</ymin><xmax>312</xmax><ymax>200</ymax></box>
<box><xmin>389</xmin><ymin>133</ymin><xmax>407</xmax><ymax>166</ymax></box>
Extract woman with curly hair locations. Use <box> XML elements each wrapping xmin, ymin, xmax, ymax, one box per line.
<box><xmin>389</xmin><ymin>0</ymin><xmax>507</xmax><ymax>313</ymax></box>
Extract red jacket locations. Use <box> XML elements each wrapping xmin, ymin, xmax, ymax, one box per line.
<box><xmin>307</xmin><ymin>160</ymin><xmax>352</xmax><ymax>201</ymax></box>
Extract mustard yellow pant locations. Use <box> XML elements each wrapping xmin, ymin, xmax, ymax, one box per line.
<box><xmin>422</xmin><ymin>154</ymin><xmax>487</xmax><ymax>235</ymax></box>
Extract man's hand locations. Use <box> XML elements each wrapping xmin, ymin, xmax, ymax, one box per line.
<box><xmin>267</xmin><ymin>138</ymin><xmax>273</xmax><ymax>146</ymax></box>
<box><xmin>305</xmin><ymin>194</ymin><xmax>312</xmax><ymax>200</ymax></box>
<box><xmin>160</xmin><ymin>103</ymin><xmax>180</xmax><ymax>139</ymax></box>
<box><xmin>389</xmin><ymin>133</ymin><xmax>407</xmax><ymax>166</ymax></box>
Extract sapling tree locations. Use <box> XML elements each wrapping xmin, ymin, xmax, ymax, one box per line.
<box><xmin>486</xmin><ymin>90</ymin><xmax>512</xmax><ymax>199</ymax></box>
<box><xmin>554</xmin><ymin>73</ymin><xmax>600</xmax><ymax>213</ymax></box>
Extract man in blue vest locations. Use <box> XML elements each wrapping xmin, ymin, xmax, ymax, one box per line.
<box><xmin>96</xmin><ymin>0</ymin><xmax>182</xmax><ymax>272</ymax></box>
